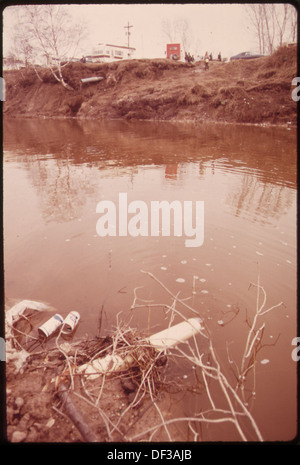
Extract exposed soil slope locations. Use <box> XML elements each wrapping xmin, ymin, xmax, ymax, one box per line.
<box><xmin>3</xmin><ymin>45</ymin><xmax>297</xmax><ymax>125</ymax></box>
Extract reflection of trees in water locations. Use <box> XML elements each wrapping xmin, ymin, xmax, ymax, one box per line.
<box><xmin>16</xmin><ymin>153</ymin><xmax>140</xmax><ymax>223</ymax></box>
<box><xmin>226</xmin><ymin>172</ymin><xmax>295</xmax><ymax>224</ymax></box>
<box><xmin>26</xmin><ymin>156</ymin><xmax>101</xmax><ymax>223</ymax></box>
<box><xmin>4</xmin><ymin>118</ymin><xmax>296</xmax><ymax>224</ymax></box>
<box><xmin>4</xmin><ymin>119</ymin><xmax>296</xmax><ymax>186</ymax></box>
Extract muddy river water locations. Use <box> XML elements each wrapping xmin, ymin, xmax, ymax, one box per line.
<box><xmin>3</xmin><ymin>118</ymin><xmax>297</xmax><ymax>442</ymax></box>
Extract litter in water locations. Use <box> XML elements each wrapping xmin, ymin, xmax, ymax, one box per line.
<box><xmin>62</xmin><ymin>311</ymin><xmax>80</xmax><ymax>335</ymax></box>
<box><xmin>38</xmin><ymin>314</ymin><xmax>64</xmax><ymax>338</ymax></box>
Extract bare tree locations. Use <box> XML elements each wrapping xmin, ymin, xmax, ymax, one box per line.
<box><xmin>289</xmin><ymin>5</ymin><xmax>298</xmax><ymax>43</ymax></box>
<box><xmin>245</xmin><ymin>4</ymin><xmax>264</xmax><ymax>54</ymax></box>
<box><xmin>275</xmin><ymin>3</ymin><xmax>289</xmax><ymax>47</ymax></box>
<box><xmin>14</xmin><ymin>5</ymin><xmax>85</xmax><ymax>89</ymax></box>
<box><xmin>262</xmin><ymin>4</ymin><xmax>276</xmax><ymax>54</ymax></box>
<box><xmin>161</xmin><ymin>17</ymin><xmax>193</xmax><ymax>57</ymax></box>
<box><xmin>161</xmin><ymin>18</ymin><xmax>176</xmax><ymax>43</ymax></box>
<box><xmin>175</xmin><ymin>18</ymin><xmax>193</xmax><ymax>56</ymax></box>
<box><xmin>245</xmin><ymin>3</ymin><xmax>297</xmax><ymax>54</ymax></box>
<box><xmin>12</xmin><ymin>24</ymin><xmax>44</xmax><ymax>81</ymax></box>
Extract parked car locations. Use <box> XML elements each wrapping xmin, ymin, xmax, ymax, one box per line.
<box><xmin>230</xmin><ymin>51</ymin><xmax>265</xmax><ymax>61</ymax></box>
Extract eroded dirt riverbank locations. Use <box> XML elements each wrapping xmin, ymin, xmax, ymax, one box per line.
<box><xmin>3</xmin><ymin>46</ymin><xmax>297</xmax><ymax>126</ymax></box>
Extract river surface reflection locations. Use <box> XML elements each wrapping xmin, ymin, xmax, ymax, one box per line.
<box><xmin>3</xmin><ymin>118</ymin><xmax>297</xmax><ymax>441</ymax></box>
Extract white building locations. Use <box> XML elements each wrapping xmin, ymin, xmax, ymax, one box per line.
<box><xmin>86</xmin><ymin>43</ymin><xmax>136</xmax><ymax>63</ymax></box>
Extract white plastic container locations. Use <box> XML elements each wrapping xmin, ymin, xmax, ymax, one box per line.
<box><xmin>78</xmin><ymin>354</ymin><xmax>134</xmax><ymax>380</ymax></box>
<box><xmin>38</xmin><ymin>314</ymin><xmax>64</xmax><ymax>338</ymax></box>
<box><xmin>78</xmin><ymin>318</ymin><xmax>203</xmax><ymax>379</ymax></box>
<box><xmin>148</xmin><ymin>317</ymin><xmax>202</xmax><ymax>349</ymax></box>
<box><xmin>62</xmin><ymin>311</ymin><xmax>80</xmax><ymax>335</ymax></box>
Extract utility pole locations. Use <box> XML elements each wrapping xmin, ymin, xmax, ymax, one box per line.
<box><xmin>124</xmin><ymin>21</ymin><xmax>133</xmax><ymax>48</ymax></box>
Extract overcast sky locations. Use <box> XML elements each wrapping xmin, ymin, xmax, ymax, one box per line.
<box><xmin>3</xmin><ymin>3</ymin><xmax>260</xmax><ymax>60</ymax></box>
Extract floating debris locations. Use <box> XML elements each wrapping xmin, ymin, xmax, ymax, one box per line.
<box><xmin>79</xmin><ymin>317</ymin><xmax>203</xmax><ymax>379</ymax></box>
<box><xmin>176</xmin><ymin>278</ymin><xmax>185</xmax><ymax>283</ymax></box>
<box><xmin>217</xmin><ymin>320</ymin><xmax>224</xmax><ymax>326</ymax></box>
<box><xmin>260</xmin><ymin>359</ymin><xmax>270</xmax><ymax>365</ymax></box>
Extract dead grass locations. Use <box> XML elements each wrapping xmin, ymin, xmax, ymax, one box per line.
<box><xmin>3</xmin><ymin>45</ymin><xmax>297</xmax><ymax>125</ymax></box>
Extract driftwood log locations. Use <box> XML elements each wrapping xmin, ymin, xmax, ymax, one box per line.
<box><xmin>57</xmin><ymin>384</ymin><xmax>98</xmax><ymax>442</ymax></box>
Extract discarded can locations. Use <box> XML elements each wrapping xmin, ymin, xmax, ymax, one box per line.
<box><xmin>62</xmin><ymin>311</ymin><xmax>80</xmax><ymax>335</ymax></box>
<box><xmin>38</xmin><ymin>314</ymin><xmax>64</xmax><ymax>338</ymax></box>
